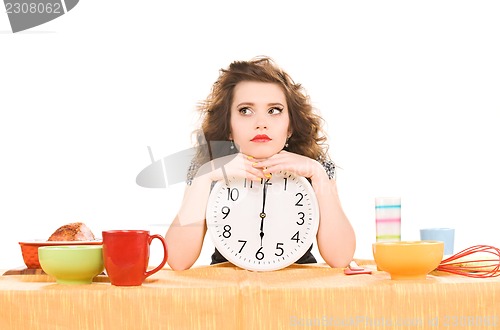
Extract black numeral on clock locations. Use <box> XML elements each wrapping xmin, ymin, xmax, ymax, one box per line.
<box><xmin>255</xmin><ymin>247</ymin><xmax>264</xmax><ymax>260</ymax></box>
<box><xmin>221</xmin><ymin>206</ymin><xmax>230</xmax><ymax>219</ymax></box>
<box><xmin>243</xmin><ymin>179</ymin><xmax>254</xmax><ymax>188</ymax></box>
<box><xmin>296</xmin><ymin>212</ymin><xmax>305</xmax><ymax>225</ymax></box>
<box><xmin>295</xmin><ymin>193</ymin><xmax>304</xmax><ymax>206</ymax></box>
<box><xmin>226</xmin><ymin>188</ymin><xmax>239</xmax><ymax>201</ymax></box>
<box><xmin>275</xmin><ymin>243</ymin><xmax>284</xmax><ymax>256</ymax></box>
<box><xmin>222</xmin><ymin>225</ymin><xmax>231</xmax><ymax>238</ymax></box>
<box><xmin>291</xmin><ymin>231</ymin><xmax>300</xmax><ymax>243</ymax></box>
<box><xmin>238</xmin><ymin>240</ymin><xmax>247</xmax><ymax>253</ymax></box>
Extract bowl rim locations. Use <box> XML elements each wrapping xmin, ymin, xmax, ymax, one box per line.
<box><xmin>373</xmin><ymin>240</ymin><xmax>444</xmax><ymax>246</ymax></box>
<box><xmin>38</xmin><ymin>245</ymin><xmax>103</xmax><ymax>251</ymax></box>
<box><xmin>19</xmin><ymin>240</ymin><xmax>102</xmax><ymax>246</ymax></box>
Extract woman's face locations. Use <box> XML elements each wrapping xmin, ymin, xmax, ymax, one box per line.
<box><xmin>229</xmin><ymin>81</ymin><xmax>290</xmax><ymax>159</ymax></box>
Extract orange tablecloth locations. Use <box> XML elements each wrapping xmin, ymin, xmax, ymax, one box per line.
<box><xmin>1</xmin><ymin>262</ymin><xmax>500</xmax><ymax>330</ymax></box>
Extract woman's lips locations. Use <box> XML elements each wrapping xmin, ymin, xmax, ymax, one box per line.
<box><xmin>251</xmin><ymin>134</ymin><xmax>271</xmax><ymax>142</ymax></box>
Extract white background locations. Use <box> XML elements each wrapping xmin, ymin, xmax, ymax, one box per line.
<box><xmin>1</xmin><ymin>1</ymin><xmax>499</xmax><ymax>269</ymax></box>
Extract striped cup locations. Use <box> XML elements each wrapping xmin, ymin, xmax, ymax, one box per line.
<box><xmin>375</xmin><ymin>197</ymin><xmax>401</xmax><ymax>242</ymax></box>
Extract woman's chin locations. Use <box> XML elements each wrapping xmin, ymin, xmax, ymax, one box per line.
<box><xmin>242</xmin><ymin>149</ymin><xmax>279</xmax><ymax>159</ymax></box>
<box><xmin>238</xmin><ymin>143</ymin><xmax>284</xmax><ymax>159</ymax></box>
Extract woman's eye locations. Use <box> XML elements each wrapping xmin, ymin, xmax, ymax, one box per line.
<box><xmin>268</xmin><ymin>107</ymin><xmax>283</xmax><ymax>115</ymax></box>
<box><xmin>238</xmin><ymin>107</ymin><xmax>253</xmax><ymax>115</ymax></box>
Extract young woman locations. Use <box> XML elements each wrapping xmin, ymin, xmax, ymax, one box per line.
<box><xmin>166</xmin><ymin>57</ymin><xmax>355</xmax><ymax>270</ymax></box>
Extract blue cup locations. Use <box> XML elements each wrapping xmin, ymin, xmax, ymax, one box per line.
<box><xmin>420</xmin><ymin>228</ymin><xmax>455</xmax><ymax>256</ymax></box>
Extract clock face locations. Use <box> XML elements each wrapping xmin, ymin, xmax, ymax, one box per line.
<box><xmin>206</xmin><ymin>170</ymin><xmax>319</xmax><ymax>271</ymax></box>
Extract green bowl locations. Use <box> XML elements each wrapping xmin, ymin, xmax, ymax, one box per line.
<box><xmin>38</xmin><ymin>245</ymin><xmax>104</xmax><ymax>284</ymax></box>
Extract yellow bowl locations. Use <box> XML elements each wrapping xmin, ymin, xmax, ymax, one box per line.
<box><xmin>38</xmin><ymin>245</ymin><xmax>104</xmax><ymax>284</ymax></box>
<box><xmin>372</xmin><ymin>241</ymin><xmax>444</xmax><ymax>280</ymax></box>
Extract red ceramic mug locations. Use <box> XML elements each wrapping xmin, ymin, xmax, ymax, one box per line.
<box><xmin>102</xmin><ymin>230</ymin><xmax>168</xmax><ymax>286</ymax></box>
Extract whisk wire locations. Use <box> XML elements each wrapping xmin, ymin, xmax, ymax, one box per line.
<box><xmin>436</xmin><ymin>245</ymin><xmax>500</xmax><ymax>278</ymax></box>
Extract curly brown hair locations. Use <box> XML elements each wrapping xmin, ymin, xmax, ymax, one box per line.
<box><xmin>193</xmin><ymin>56</ymin><xmax>329</xmax><ymax>164</ymax></box>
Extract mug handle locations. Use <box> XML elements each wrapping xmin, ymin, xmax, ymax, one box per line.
<box><xmin>144</xmin><ymin>234</ymin><xmax>168</xmax><ymax>279</ymax></box>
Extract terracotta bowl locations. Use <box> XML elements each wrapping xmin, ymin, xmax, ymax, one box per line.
<box><xmin>372</xmin><ymin>240</ymin><xmax>444</xmax><ymax>280</ymax></box>
<box><xmin>19</xmin><ymin>240</ymin><xmax>102</xmax><ymax>269</ymax></box>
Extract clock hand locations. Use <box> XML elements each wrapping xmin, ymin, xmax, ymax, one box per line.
<box><xmin>259</xmin><ymin>178</ymin><xmax>270</xmax><ymax>246</ymax></box>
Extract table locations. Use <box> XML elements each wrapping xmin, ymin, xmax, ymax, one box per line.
<box><xmin>1</xmin><ymin>261</ymin><xmax>500</xmax><ymax>330</ymax></box>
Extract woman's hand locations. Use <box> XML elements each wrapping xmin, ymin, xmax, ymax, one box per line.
<box><xmin>199</xmin><ymin>153</ymin><xmax>268</xmax><ymax>182</ymax></box>
<box><xmin>251</xmin><ymin>150</ymin><xmax>326</xmax><ymax>181</ymax></box>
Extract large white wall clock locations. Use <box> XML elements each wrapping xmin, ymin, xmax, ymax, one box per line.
<box><xmin>206</xmin><ymin>170</ymin><xmax>319</xmax><ymax>271</ymax></box>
